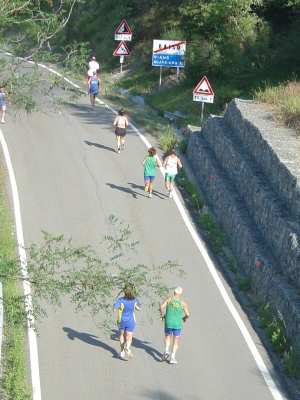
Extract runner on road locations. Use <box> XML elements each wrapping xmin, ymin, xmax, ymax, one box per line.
<box><xmin>113</xmin><ymin>285</ymin><xmax>141</xmax><ymax>360</ymax></box>
<box><xmin>113</xmin><ymin>109</ymin><xmax>129</xmax><ymax>153</ymax></box>
<box><xmin>0</xmin><ymin>87</ymin><xmax>8</xmax><ymax>124</ymax></box>
<box><xmin>160</xmin><ymin>287</ymin><xmax>190</xmax><ymax>364</ymax></box>
<box><xmin>142</xmin><ymin>146</ymin><xmax>161</xmax><ymax>198</ymax></box>
<box><xmin>162</xmin><ymin>148</ymin><xmax>182</xmax><ymax>198</ymax></box>
<box><xmin>88</xmin><ymin>72</ymin><xmax>101</xmax><ymax>106</ymax></box>
<box><xmin>87</xmin><ymin>56</ymin><xmax>99</xmax><ymax>81</ymax></box>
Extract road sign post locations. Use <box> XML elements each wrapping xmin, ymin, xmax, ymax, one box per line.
<box><xmin>113</xmin><ymin>41</ymin><xmax>131</xmax><ymax>73</ymax></box>
<box><xmin>152</xmin><ymin>40</ymin><xmax>186</xmax><ymax>89</ymax></box>
<box><xmin>193</xmin><ymin>76</ymin><xmax>214</xmax><ymax>127</ymax></box>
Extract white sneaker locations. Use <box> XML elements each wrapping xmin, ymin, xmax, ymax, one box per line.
<box><xmin>1</xmin><ymin>119</ymin><xmax>4</xmax><ymax>124</ymax></box>
<box><xmin>161</xmin><ymin>351</ymin><xmax>170</xmax><ymax>361</ymax></box>
<box><xmin>169</xmin><ymin>191</ymin><xmax>173</xmax><ymax>198</ymax></box>
<box><xmin>117</xmin><ymin>148</ymin><xmax>120</xmax><ymax>154</ymax></box>
<box><xmin>118</xmin><ymin>351</ymin><xmax>125</xmax><ymax>359</ymax></box>
<box><xmin>169</xmin><ymin>357</ymin><xmax>177</xmax><ymax>364</ymax></box>
<box><xmin>124</xmin><ymin>347</ymin><xmax>133</xmax><ymax>359</ymax></box>
<box><xmin>148</xmin><ymin>193</ymin><xmax>152</xmax><ymax>198</ymax></box>
<box><xmin>144</xmin><ymin>184</ymin><xmax>149</xmax><ymax>192</ymax></box>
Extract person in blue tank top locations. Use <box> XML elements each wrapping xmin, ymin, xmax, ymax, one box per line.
<box><xmin>88</xmin><ymin>71</ymin><xmax>101</xmax><ymax>106</ymax></box>
<box><xmin>113</xmin><ymin>285</ymin><xmax>141</xmax><ymax>360</ymax></box>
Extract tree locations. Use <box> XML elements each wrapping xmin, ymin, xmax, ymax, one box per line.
<box><xmin>0</xmin><ymin>215</ymin><xmax>185</xmax><ymax>334</ymax></box>
<box><xmin>0</xmin><ymin>0</ymin><xmax>90</xmax><ymax>118</ymax></box>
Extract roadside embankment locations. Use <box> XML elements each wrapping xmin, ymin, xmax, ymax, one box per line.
<box><xmin>185</xmin><ymin>98</ymin><xmax>300</xmax><ymax>357</ymax></box>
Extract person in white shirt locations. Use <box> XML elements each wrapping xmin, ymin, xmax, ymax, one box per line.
<box><xmin>87</xmin><ymin>56</ymin><xmax>99</xmax><ymax>79</ymax></box>
<box><xmin>162</xmin><ymin>148</ymin><xmax>182</xmax><ymax>198</ymax></box>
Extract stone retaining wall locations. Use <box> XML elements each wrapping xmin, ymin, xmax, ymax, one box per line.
<box><xmin>185</xmin><ymin>98</ymin><xmax>300</xmax><ymax>356</ymax></box>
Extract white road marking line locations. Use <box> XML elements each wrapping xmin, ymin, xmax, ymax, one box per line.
<box><xmin>0</xmin><ymin>130</ymin><xmax>41</xmax><ymax>400</ymax></box>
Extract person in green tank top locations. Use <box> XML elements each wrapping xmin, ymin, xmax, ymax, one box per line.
<box><xmin>160</xmin><ymin>287</ymin><xmax>190</xmax><ymax>364</ymax></box>
<box><xmin>142</xmin><ymin>146</ymin><xmax>161</xmax><ymax>198</ymax></box>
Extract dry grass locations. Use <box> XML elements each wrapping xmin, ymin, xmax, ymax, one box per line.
<box><xmin>253</xmin><ymin>80</ymin><xmax>300</xmax><ymax>137</ymax></box>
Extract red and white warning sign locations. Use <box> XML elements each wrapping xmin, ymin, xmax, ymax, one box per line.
<box><xmin>193</xmin><ymin>76</ymin><xmax>214</xmax><ymax>103</ymax></box>
<box><xmin>114</xmin><ymin>19</ymin><xmax>132</xmax><ymax>41</ymax></box>
<box><xmin>113</xmin><ymin>41</ymin><xmax>131</xmax><ymax>56</ymax></box>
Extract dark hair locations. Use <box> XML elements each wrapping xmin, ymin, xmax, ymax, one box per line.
<box><xmin>148</xmin><ymin>146</ymin><xmax>157</xmax><ymax>157</ymax></box>
<box><xmin>124</xmin><ymin>284</ymin><xmax>136</xmax><ymax>300</ymax></box>
<box><xmin>170</xmin><ymin>148</ymin><xmax>176</xmax><ymax>155</ymax></box>
<box><xmin>118</xmin><ymin>109</ymin><xmax>125</xmax><ymax>116</ymax></box>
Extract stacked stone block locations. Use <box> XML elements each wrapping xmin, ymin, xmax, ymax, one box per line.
<box><xmin>185</xmin><ymin>98</ymin><xmax>300</xmax><ymax>354</ymax></box>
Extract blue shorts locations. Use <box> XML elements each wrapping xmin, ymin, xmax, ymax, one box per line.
<box><xmin>119</xmin><ymin>321</ymin><xmax>136</xmax><ymax>333</ymax></box>
<box><xmin>144</xmin><ymin>176</ymin><xmax>155</xmax><ymax>182</ymax></box>
<box><xmin>164</xmin><ymin>327</ymin><xmax>181</xmax><ymax>337</ymax></box>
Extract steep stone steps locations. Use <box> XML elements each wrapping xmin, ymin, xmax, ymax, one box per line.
<box><xmin>225</xmin><ymin>99</ymin><xmax>300</xmax><ymax>224</ymax></box>
<box><xmin>201</xmin><ymin>115</ymin><xmax>300</xmax><ymax>289</ymax></box>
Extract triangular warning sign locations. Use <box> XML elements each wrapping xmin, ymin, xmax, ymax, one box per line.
<box><xmin>115</xmin><ymin>19</ymin><xmax>132</xmax><ymax>35</ymax></box>
<box><xmin>193</xmin><ymin>76</ymin><xmax>214</xmax><ymax>96</ymax></box>
<box><xmin>113</xmin><ymin>41</ymin><xmax>131</xmax><ymax>56</ymax></box>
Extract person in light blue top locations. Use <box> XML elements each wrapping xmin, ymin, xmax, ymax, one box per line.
<box><xmin>88</xmin><ymin>71</ymin><xmax>101</xmax><ymax>106</ymax></box>
<box><xmin>113</xmin><ymin>285</ymin><xmax>141</xmax><ymax>359</ymax></box>
<box><xmin>0</xmin><ymin>87</ymin><xmax>8</xmax><ymax>124</ymax></box>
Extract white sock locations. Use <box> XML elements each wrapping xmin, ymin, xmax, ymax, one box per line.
<box><xmin>171</xmin><ymin>353</ymin><xmax>175</xmax><ymax>359</ymax></box>
<box><xmin>165</xmin><ymin>347</ymin><xmax>169</xmax><ymax>353</ymax></box>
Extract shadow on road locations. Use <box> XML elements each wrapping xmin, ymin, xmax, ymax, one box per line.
<box><xmin>110</xmin><ymin>329</ymin><xmax>162</xmax><ymax>362</ymax></box>
<box><xmin>128</xmin><ymin>182</ymin><xmax>166</xmax><ymax>200</ymax></box>
<box><xmin>105</xmin><ymin>182</ymin><xmax>166</xmax><ymax>200</ymax></box>
<box><xmin>84</xmin><ymin>140</ymin><xmax>115</xmax><ymax>153</ymax></box>
<box><xmin>106</xmin><ymin>182</ymin><xmax>143</xmax><ymax>199</ymax></box>
<box><xmin>62</xmin><ymin>327</ymin><xmax>118</xmax><ymax>358</ymax></box>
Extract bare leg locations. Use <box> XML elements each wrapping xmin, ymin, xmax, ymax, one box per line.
<box><xmin>119</xmin><ymin>330</ymin><xmax>125</xmax><ymax>352</ymax></box>
<box><xmin>124</xmin><ymin>332</ymin><xmax>133</xmax><ymax>350</ymax></box>
<box><xmin>171</xmin><ymin>335</ymin><xmax>180</xmax><ymax>357</ymax></box>
<box><xmin>149</xmin><ymin>181</ymin><xmax>154</xmax><ymax>194</ymax></box>
<box><xmin>169</xmin><ymin>180</ymin><xmax>174</xmax><ymax>191</ymax></box>
<box><xmin>164</xmin><ymin>334</ymin><xmax>171</xmax><ymax>350</ymax></box>
<box><xmin>1</xmin><ymin>106</ymin><xmax>6</xmax><ymax>122</ymax></box>
<box><xmin>116</xmin><ymin>135</ymin><xmax>121</xmax><ymax>151</ymax></box>
<box><xmin>144</xmin><ymin>179</ymin><xmax>150</xmax><ymax>192</ymax></box>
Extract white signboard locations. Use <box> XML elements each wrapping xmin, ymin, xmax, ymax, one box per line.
<box><xmin>152</xmin><ymin>40</ymin><xmax>186</xmax><ymax>68</ymax></box>
<box><xmin>193</xmin><ymin>76</ymin><xmax>214</xmax><ymax>103</ymax></box>
<box><xmin>115</xmin><ymin>19</ymin><xmax>132</xmax><ymax>41</ymax></box>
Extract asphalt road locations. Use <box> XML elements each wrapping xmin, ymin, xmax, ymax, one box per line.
<box><xmin>1</xmin><ymin>66</ymin><xmax>291</xmax><ymax>400</ymax></box>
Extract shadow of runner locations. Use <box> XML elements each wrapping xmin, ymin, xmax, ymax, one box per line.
<box><xmin>111</xmin><ymin>329</ymin><xmax>163</xmax><ymax>362</ymax></box>
<box><xmin>128</xmin><ymin>182</ymin><xmax>166</xmax><ymax>200</ymax></box>
<box><xmin>62</xmin><ymin>327</ymin><xmax>118</xmax><ymax>358</ymax></box>
<box><xmin>84</xmin><ymin>140</ymin><xmax>115</xmax><ymax>152</ymax></box>
<box><xmin>106</xmin><ymin>182</ymin><xmax>143</xmax><ymax>199</ymax></box>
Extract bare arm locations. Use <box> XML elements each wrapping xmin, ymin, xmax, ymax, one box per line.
<box><xmin>177</xmin><ymin>157</ymin><xmax>183</xmax><ymax>169</ymax></box>
<box><xmin>155</xmin><ymin>157</ymin><xmax>161</xmax><ymax>168</ymax></box>
<box><xmin>160</xmin><ymin>296</ymin><xmax>171</xmax><ymax>319</ymax></box>
<box><xmin>162</xmin><ymin>156</ymin><xmax>169</xmax><ymax>167</ymax></box>
<box><xmin>142</xmin><ymin>156</ymin><xmax>147</xmax><ymax>166</ymax></box>
<box><xmin>113</xmin><ymin>116</ymin><xmax>119</xmax><ymax>126</ymax></box>
<box><xmin>124</xmin><ymin>116</ymin><xmax>129</xmax><ymax>126</ymax></box>
<box><xmin>113</xmin><ymin>308</ymin><xmax>117</xmax><ymax>312</ymax></box>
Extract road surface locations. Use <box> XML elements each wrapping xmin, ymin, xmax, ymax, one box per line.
<box><xmin>0</xmin><ymin>65</ymin><xmax>291</xmax><ymax>400</ymax></box>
